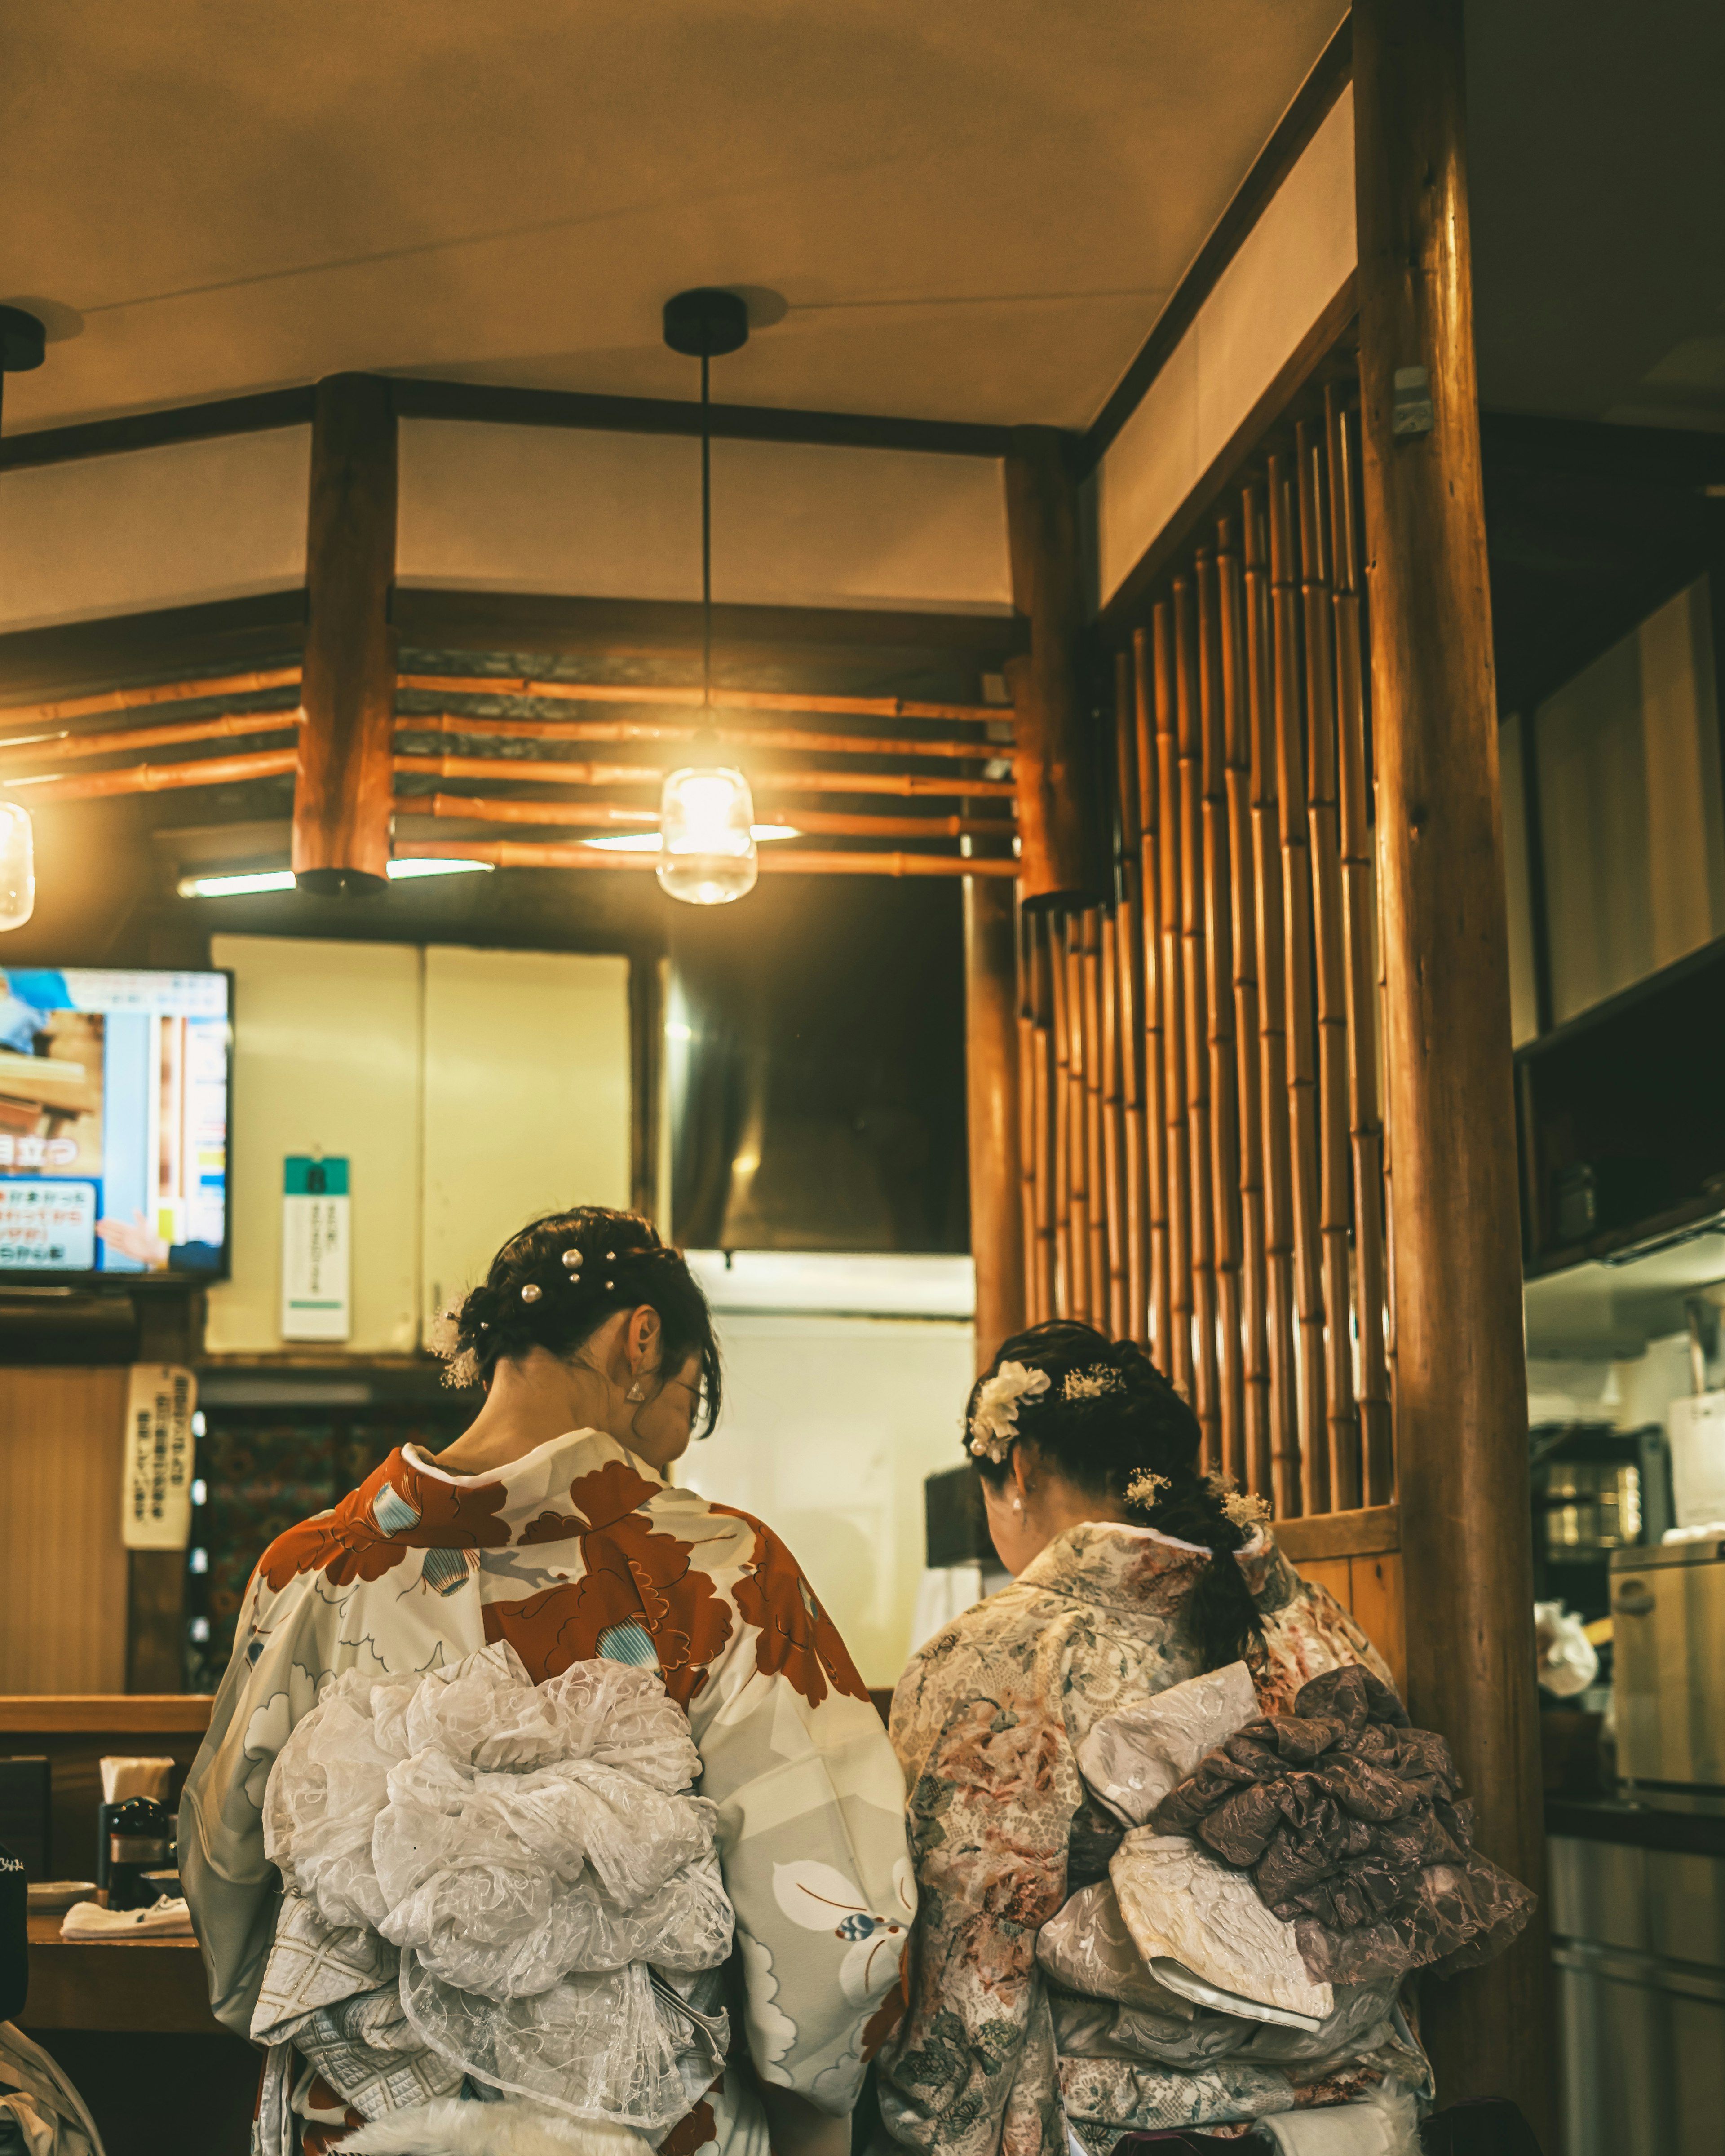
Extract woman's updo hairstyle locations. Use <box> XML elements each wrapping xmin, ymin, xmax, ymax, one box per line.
<box><xmin>436</xmin><ymin>1207</ymin><xmax>721</xmax><ymax>1436</ymax></box>
<box><xmin>964</xmin><ymin>1319</ymin><xmax>1266</xmax><ymax>1673</ymax></box>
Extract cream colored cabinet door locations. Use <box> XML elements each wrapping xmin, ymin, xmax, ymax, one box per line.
<box><xmin>206</xmin><ymin>935</ymin><xmax>423</xmax><ymax>1355</ymax></box>
<box><xmin>420</xmin><ymin>946</ymin><xmax>631</xmax><ymax>1339</ymax></box>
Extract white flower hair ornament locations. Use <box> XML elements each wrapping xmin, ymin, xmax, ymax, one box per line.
<box><xmin>966</xmin><ymin>1361</ymin><xmax>1052</xmax><ymax>1464</ymax></box>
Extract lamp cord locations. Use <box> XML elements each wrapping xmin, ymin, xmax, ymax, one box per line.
<box><xmin>700</xmin><ymin>351</ymin><xmax>712</xmax><ymax>716</ymax></box>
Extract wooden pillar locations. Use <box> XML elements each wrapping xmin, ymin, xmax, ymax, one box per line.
<box><xmin>292</xmin><ymin>373</ymin><xmax>398</xmax><ymax>893</ymax></box>
<box><xmin>1354</xmin><ymin>0</ymin><xmax>1548</xmax><ymax>2125</ymax></box>
<box><xmin>1004</xmin><ymin>426</ymin><xmax>1101</xmax><ymax>909</ymax></box>
<box><xmin>965</xmin><ymin>875</ymin><xmax>1028</xmax><ymax>1368</ymax></box>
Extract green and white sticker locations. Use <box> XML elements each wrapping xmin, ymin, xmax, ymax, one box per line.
<box><xmin>282</xmin><ymin>1155</ymin><xmax>350</xmax><ymax>1342</ymax></box>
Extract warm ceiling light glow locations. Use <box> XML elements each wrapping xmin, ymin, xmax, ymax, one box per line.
<box><xmin>385</xmin><ymin>858</ymin><xmax>494</xmax><ymax>880</ymax></box>
<box><xmin>177</xmin><ymin>868</ymin><xmax>297</xmax><ymax>899</ymax></box>
<box><xmin>0</xmin><ymin>802</ymin><xmax>35</xmax><ymax>931</ymax></box>
<box><xmin>656</xmin><ymin>767</ymin><xmax>759</xmax><ymax>905</ymax></box>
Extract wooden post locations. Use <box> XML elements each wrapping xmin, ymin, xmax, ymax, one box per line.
<box><xmin>1355</xmin><ymin>0</ymin><xmax>1548</xmax><ymax>2121</ymax></box>
<box><xmin>1005</xmin><ymin>427</ymin><xmax>1102</xmax><ymax>909</ymax></box>
<box><xmin>293</xmin><ymin>373</ymin><xmax>398</xmax><ymax>893</ymax></box>
<box><xmin>965</xmin><ymin>876</ymin><xmax>1028</xmax><ymax>1367</ymax></box>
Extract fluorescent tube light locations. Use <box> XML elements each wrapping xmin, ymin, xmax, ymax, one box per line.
<box><xmin>177</xmin><ymin>869</ymin><xmax>297</xmax><ymax>898</ymax></box>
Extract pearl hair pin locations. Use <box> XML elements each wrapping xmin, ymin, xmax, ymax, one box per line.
<box><xmin>520</xmin><ymin>1283</ymin><xmax>542</xmax><ymax>1303</ymax></box>
<box><xmin>562</xmin><ymin>1249</ymin><xmax>582</xmax><ymax>1270</ymax></box>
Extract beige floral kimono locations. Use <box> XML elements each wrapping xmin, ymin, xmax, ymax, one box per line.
<box><xmin>179</xmin><ymin>1428</ymin><xmax>913</xmax><ymax>2156</ymax></box>
<box><xmin>876</xmin><ymin>1522</ymin><xmax>1424</xmax><ymax>2156</ymax></box>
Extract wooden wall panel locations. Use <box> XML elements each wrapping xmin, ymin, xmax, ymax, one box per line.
<box><xmin>0</xmin><ymin>1370</ymin><xmax>129</xmax><ymax>1694</ymax></box>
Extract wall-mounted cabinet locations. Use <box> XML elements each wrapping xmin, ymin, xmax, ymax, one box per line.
<box><xmin>206</xmin><ymin>935</ymin><xmax>630</xmax><ymax>1357</ymax></box>
<box><xmin>1517</xmin><ymin>934</ymin><xmax>1725</xmax><ymax>1276</ymax></box>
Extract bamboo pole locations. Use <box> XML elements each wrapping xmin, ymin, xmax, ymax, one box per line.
<box><xmin>1113</xmin><ymin>649</ymin><xmax>1150</xmax><ymax>1346</ymax></box>
<box><xmin>0</xmin><ymin>707</ymin><xmax>301</xmax><ymax>768</ymax></box>
<box><xmin>1198</xmin><ymin>548</ymin><xmax>1246</xmax><ymax>1486</ymax></box>
<box><xmin>1066</xmin><ymin>919</ymin><xmax>1094</xmax><ymax>1325</ymax></box>
<box><xmin>1050</xmin><ymin>911</ymin><xmax>1075</xmax><ymax>1315</ymax></box>
<box><xmin>394</xmin><ymin>791</ymin><xmax>1014</xmax><ymax>842</ymax></box>
<box><xmin>391</xmin><ymin>753</ymin><xmax>1017</xmax><ymax>800</ymax></box>
<box><xmin>0</xmin><ymin>667</ymin><xmax>301</xmax><ymax>739</ymax></box>
<box><xmin>1028</xmin><ymin>911</ymin><xmax>1059</xmax><ymax>1322</ymax></box>
<box><xmin>1134</xmin><ymin>630</ymin><xmax>1172</xmax><ymax>1370</ymax></box>
<box><xmin>397</xmin><ymin>709</ymin><xmax>1012</xmax><ymax>763</ymax></box>
<box><xmin>1175</xmin><ymin>573</ymin><xmax>1220</xmax><ymax>1469</ymax></box>
<box><xmin>2</xmin><ymin>747</ymin><xmax>299</xmax><ymax>803</ymax></box>
<box><xmin>1298</xmin><ymin>420</ymin><xmax>1362</xmax><ymax>1513</ymax></box>
<box><xmin>1083</xmin><ymin>911</ymin><xmax>1109</xmax><ymax>1326</ymax></box>
<box><xmin>1152</xmin><ymin>605</ymin><xmax>1193</xmax><ymax>1400</ymax></box>
<box><xmin>389</xmin><ymin>838</ymin><xmax>1016</xmax><ymax>878</ymax></box>
<box><xmin>965</xmin><ymin>876</ymin><xmax>1028</xmax><ymax>1367</ymax></box>
<box><xmin>1104</xmin><ymin>901</ymin><xmax>1130</xmax><ymax>1337</ymax></box>
<box><xmin>1245</xmin><ymin>486</ymin><xmax>1302</xmax><ymax>1518</ymax></box>
<box><xmin>399</xmin><ymin>673</ymin><xmax>1000</xmax><ymax>725</ymax></box>
<box><xmin>1269</xmin><ymin>455</ymin><xmax>1331</xmax><ymax>1515</ymax></box>
<box><xmin>1018</xmin><ymin>908</ymin><xmax>1043</xmax><ymax>1327</ymax></box>
<box><xmin>1218</xmin><ymin>514</ymin><xmax>1273</xmax><ymax>1502</ymax></box>
<box><xmin>1328</xmin><ymin>386</ymin><xmax>1394</xmax><ymax>1506</ymax></box>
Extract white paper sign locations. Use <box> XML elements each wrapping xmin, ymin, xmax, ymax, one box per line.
<box><xmin>122</xmin><ymin>1364</ymin><xmax>197</xmax><ymax>1550</ymax></box>
<box><xmin>282</xmin><ymin>1155</ymin><xmax>351</xmax><ymax>1341</ymax></box>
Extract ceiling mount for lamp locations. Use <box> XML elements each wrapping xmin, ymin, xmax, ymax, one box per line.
<box><xmin>658</xmin><ymin>288</ymin><xmax>759</xmax><ymax>906</ymax></box>
<box><xmin>662</xmin><ymin>288</ymin><xmax>750</xmax><ymax>361</ymax></box>
<box><xmin>0</xmin><ymin>308</ymin><xmax>47</xmax><ymax>932</ymax></box>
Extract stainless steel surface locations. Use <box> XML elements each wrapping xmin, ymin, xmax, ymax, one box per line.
<box><xmin>1551</xmin><ymin>1834</ymin><xmax>1725</xmax><ymax>2156</ymax></box>
<box><xmin>1610</xmin><ymin>1540</ymin><xmax>1725</xmax><ymax>1789</ymax></box>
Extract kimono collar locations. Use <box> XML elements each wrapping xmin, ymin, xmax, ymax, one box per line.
<box><xmin>385</xmin><ymin>1427</ymin><xmax>666</xmax><ymax>1543</ymax></box>
<box><xmin>1016</xmin><ymin>1517</ymin><xmax>1290</xmax><ymax>1617</ymax></box>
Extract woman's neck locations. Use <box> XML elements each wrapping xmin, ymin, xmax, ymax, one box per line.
<box><xmin>433</xmin><ymin>1352</ymin><xmax>618</xmax><ymax>1478</ymax></box>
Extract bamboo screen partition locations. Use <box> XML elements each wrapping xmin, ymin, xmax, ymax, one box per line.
<box><xmin>1018</xmin><ymin>386</ymin><xmax>1391</xmax><ymax>1519</ymax></box>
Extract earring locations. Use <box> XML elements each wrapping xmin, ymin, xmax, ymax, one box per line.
<box><xmin>626</xmin><ymin>1379</ymin><xmax>647</xmax><ymax>1402</ymax></box>
<box><xmin>1012</xmin><ymin>1495</ymin><xmax>1024</xmax><ymax>1514</ymax></box>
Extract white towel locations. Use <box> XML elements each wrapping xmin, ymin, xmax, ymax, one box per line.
<box><xmin>1258</xmin><ymin>2082</ymin><xmax>1420</xmax><ymax>2156</ymax></box>
<box><xmin>59</xmin><ymin>1896</ymin><xmax>193</xmax><ymax>1942</ymax></box>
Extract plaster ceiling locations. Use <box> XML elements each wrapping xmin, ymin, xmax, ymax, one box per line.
<box><xmin>0</xmin><ymin>0</ymin><xmax>1346</xmax><ymax>435</ymax></box>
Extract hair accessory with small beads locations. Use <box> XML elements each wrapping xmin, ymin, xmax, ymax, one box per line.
<box><xmin>605</xmin><ymin>1279</ymin><xmax>615</xmax><ymax>1290</ymax></box>
<box><xmin>1062</xmin><ymin>1365</ymin><xmax>1127</xmax><ymax>1402</ymax></box>
<box><xmin>966</xmin><ymin>1361</ymin><xmax>1051</xmax><ymax>1463</ymax></box>
<box><xmin>520</xmin><ymin>1283</ymin><xmax>542</xmax><ymax>1303</ymax></box>
<box><xmin>562</xmin><ymin>1248</ymin><xmax>583</xmax><ymax>1270</ymax></box>
<box><xmin>605</xmin><ymin>1250</ymin><xmax>616</xmax><ymax>1260</ymax></box>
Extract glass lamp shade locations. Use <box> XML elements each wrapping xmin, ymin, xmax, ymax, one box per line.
<box><xmin>0</xmin><ymin>802</ymin><xmax>34</xmax><ymax>931</ymax></box>
<box><xmin>656</xmin><ymin>766</ymin><xmax>759</xmax><ymax>905</ymax></box>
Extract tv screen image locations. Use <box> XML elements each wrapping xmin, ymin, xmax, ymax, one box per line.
<box><xmin>0</xmin><ymin>967</ymin><xmax>232</xmax><ymax>1279</ymax></box>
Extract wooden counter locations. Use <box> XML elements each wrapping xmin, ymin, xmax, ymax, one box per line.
<box><xmin>24</xmin><ymin>1913</ymin><xmax>225</xmax><ymax>2036</ymax></box>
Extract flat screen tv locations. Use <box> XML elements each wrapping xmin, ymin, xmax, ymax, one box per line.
<box><xmin>0</xmin><ymin>967</ymin><xmax>232</xmax><ymax>1281</ymax></box>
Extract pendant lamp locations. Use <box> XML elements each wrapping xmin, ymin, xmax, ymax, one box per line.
<box><xmin>658</xmin><ymin>289</ymin><xmax>756</xmax><ymax>906</ymax></box>
<box><xmin>0</xmin><ymin>309</ymin><xmax>46</xmax><ymax>932</ymax></box>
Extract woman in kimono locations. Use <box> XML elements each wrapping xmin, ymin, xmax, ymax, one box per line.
<box><xmin>876</xmin><ymin>1322</ymin><xmax>1416</xmax><ymax>2156</ymax></box>
<box><xmin>181</xmin><ymin>1209</ymin><xmax>913</xmax><ymax>2156</ymax></box>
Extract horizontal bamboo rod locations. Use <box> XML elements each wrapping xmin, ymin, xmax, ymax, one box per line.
<box><xmin>390</xmin><ymin>837</ymin><xmax>1018</xmax><ymax>879</ymax></box>
<box><xmin>0</xmin><ymin>667</ymin><xmax>302</xmax><ymax>739</ymax></box>
<box><xmin>394</xmin><ymin>792</ymin><xmax>1014</xmax><ymax>842</ymax></box>
<box><xmin>0</xmin><ymin>707</ymin><xmax>302</xmax><ymax>769</ymax></box>
<box><xmin>390</xmin><ymin>752</ymin><xmax>1015</xmax><ymax>799</ymax></box>
<box><xmin>395</xmin><ymin>710</ymin><xmax>1011</xmax><ymax>764</ymax></box>
<box><xmin>0</xmin><ymin>747</ymin><xmax>299</xmax><ymax>802</ymax></box>
<box><xmin>398</xmin><ymin>674</ymin><xmax>1001</xmax><ymax>724</ymax></box>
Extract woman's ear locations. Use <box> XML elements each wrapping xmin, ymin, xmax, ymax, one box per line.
<box><xmin>629</xmin><ymin>1305</ymin><xmax>662</xmax><ymax>1374</ymax></box>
